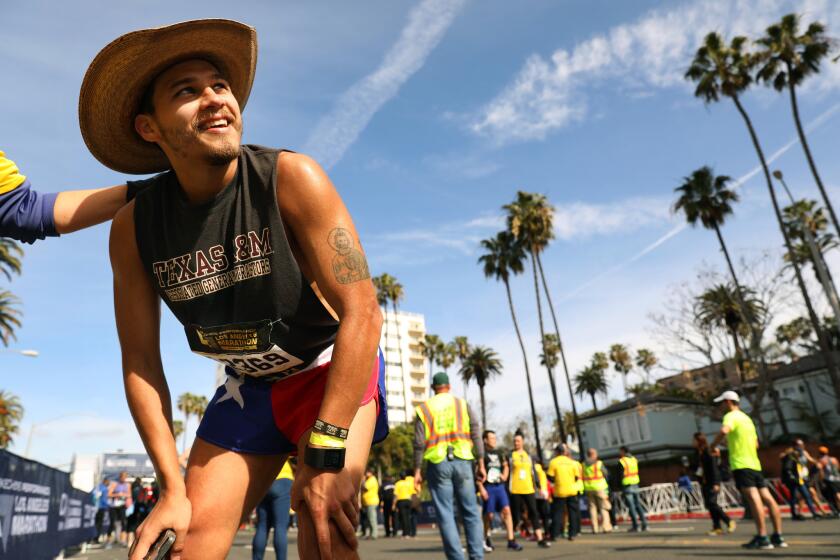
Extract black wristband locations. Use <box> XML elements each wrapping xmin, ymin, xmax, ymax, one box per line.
<box><xmin>313</xmin><ymin>419</ymin><xmax>349</xmax><ymax>440</ymax></box>
<box><xmin>305</xmin><ymin>445</ymin><xmax>346</xmax><ymax>471</ymax></box>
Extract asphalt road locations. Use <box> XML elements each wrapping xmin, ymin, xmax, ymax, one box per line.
<box><xmin>67</xmin><ymin>517</ymin><xmax>840</xmax><ymax>559</ymax></box>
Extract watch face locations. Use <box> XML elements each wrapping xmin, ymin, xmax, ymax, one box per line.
<box><xmin>324</xmin><ymin>449</ymin><xmax>343</xmax><ymax>469</ymax></box>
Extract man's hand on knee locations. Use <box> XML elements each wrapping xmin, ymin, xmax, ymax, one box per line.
<box><xmin>292</xmin><ymin>465</ymin><xmax>360</xmax><ymax>560</ymax></box>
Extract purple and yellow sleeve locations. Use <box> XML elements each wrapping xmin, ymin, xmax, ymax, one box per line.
<box><xmin>0</xmin><ymin>151</ymin><xmax>59</xmax><ymax>243</ymax></box>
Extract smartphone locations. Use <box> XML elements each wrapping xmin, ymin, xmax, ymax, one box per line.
<box><xmin>145</xmin><ymin>529</ymin><xmax>176</xmax><ymax>560</ymax></box>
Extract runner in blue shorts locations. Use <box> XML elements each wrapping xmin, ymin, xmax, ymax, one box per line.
<box><xmin>6</xmin><ymin>20</ymin><xmax>389</xmax><ymax>560</ymax></box>
<box><xmin>478</xmin><ymin>430</ymin><xmax>522</xmax><ymax>552</ymax></box>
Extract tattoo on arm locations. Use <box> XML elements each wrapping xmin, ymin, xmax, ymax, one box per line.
<box><xmin>328</xmin><ymin>227</ymin><xmax>370</xmax><ymax>284</ymax></box>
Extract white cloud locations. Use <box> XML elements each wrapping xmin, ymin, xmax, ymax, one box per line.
<box><xmin>554</xmin><ymin>196</ymin><xmax>674</xmax><ymax>240</ymax></box>
<box><xmin>470</xmin><ymin>0</ymin><xmax>840</xmax><ymax>144</ymax></box>
<box><xmin>304</xmin><ymin>0</ymin><xmax>468</xmax><ymax>168</ymax></box>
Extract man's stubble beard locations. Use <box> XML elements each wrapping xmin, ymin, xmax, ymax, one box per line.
<box><xmin>160</xmin><ymin>119</ymin><xmax>243</xmax><ymax>166</ymax></box>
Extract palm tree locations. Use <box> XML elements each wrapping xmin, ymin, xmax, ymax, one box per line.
<box><xmin>574</xmin><ymin>363</ymin><xmax>608</xmax><ymax>412</ymax></box>
<box><xmin>479</xmin><ymin>230</ymin><xmax>543</xmax><ymax>460</ymax></box>
<box><xmin>173</xmin><ymin>420</ymin><xmax>185</xmax><ymax>442</ymax></box>
<box><xmin>505</xmin><ymin>191</ymin><xmax>563</xmax><ymax>432</ymax></box>
<box><xmin>0</xmin><ymin>291</ymin><xmax>22</xmax><ymax>347</ymax></box>
<box><xmin>608</xmin><ymin>343</ymin><xmax>633</xmax><ymax>399</ymax></box>
<box><xmin>193</xmin><ymin>395</ymin><xmax>208</xmax><ymax>421</ymax></box>
<box><xmin>438</xmin><ymin>343</ymin><xmax>457</xmax><ymax>374</ymax></box>
<box><xmin>540</xmin><ymin>334</ymin><xmax>566</xmax><ymax>441</ymax></box>
<box><xmin>459</xmin><ymin>345</ymin><xmax>503</xmax><ymax>428</ymax></box>
<box><xmin>177</xmin><ymin>393</ymin><xmax>196</xmax><ymax>453</ymax></box>
<box><xmin>0</xmin><ymin>389</ymin><xmax>23</xmax><ymax>448</ymax></box>
<box><xmin>781</xmin><ymin>198</ymin><xmax>840</xmax><ymax>312</ymax></box>
<box><xmin>452</xmin><ymin>336</ymin><xmax>471</xmax><ymax>364</ymax></box>
<box><xmin>695</xmin><ymin>283</ymin><xmax>764</xmax><ymax>381</ymax></box>
<box><xmin>686</xmin><ymin>31</ymin><xmax>830</xmax><ymax>425</ymax></box>
<box><xmin>756</xmin><ymin>14</ymin><xmax>839</xmax><ymax>239</ymax></box>
<box><xmin>0</xmin><ymin>239</ymin><xmax>23</xmax><ymax>281</ymax></box>
<box><xmin>387</xmin><ymin>276</ymin><xmax>406</xmax><ymax>381</ymax></box>
<box><xmin>635</xmin><ymin>349</ymin><xmax>658</xmax><ymax>384</ymax></box>
<box><xmin>775</xmin><ymin>316</ymin><xmax>814</xmax><ymax>361</ymax></box>
<box><xmin>420</xmin><ymin>334</ymin><xmax>444</xmax><ymax>379</ymax></box>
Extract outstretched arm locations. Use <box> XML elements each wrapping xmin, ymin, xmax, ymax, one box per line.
<box><xmin>0</xmin><ymin>150</ymin><xmax>129</xmax><ymax>241</ymax></box>
<box><xmin>110</xmin><ymin>204</ymin><xmax>190</xmax><ymax>560</ymax></box>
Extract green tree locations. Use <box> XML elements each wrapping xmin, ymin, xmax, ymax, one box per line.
<box><xmin>369</xmin><ymin>423</ymin><xmax>414</xmax><ymax>478</ymax></box>
<box><xmin>686</xmin><ymin>30</ymin><xmax>823</xmax><ymax>425</ymax></box>
<box><xmin>479</xmin><ymin>230</ymin><xmax>543</xmax><ymax>460</ymax></box>
<box><xmin>504</xmin><ymin>192</ymin><xmax>564</xmax><ymax>437</ymax></box>
<box><xmin>0</xmin><ymin>390</ymin><xmax>23</xmax><ymax>449</ymax></box>
<box><xmin>608</xmin><ymin>343</ymin><xmax>633</xmax><ymax>399</ymax></box>
<box><xmin>635</xmin><ymin>349</ymin><xmax>658</xmax><ymax>384</ymax></box>
<box><xmin>459</xmin><ymin>345</ymin><xmax>502</xmax><ymax>429</ymax></box>
<box><xmin>756</xmin><ymin>14</ymin><xmax>839</xmax><ymax>239</ymax></box>
<box><xmin>574</xmin><ymin>362</ymin><xmax>608</xmax><ymax>412</ymax></box>
<box><xmin>775</xmin><ymin>316</ymin><xmax>814</xmax><ymax>360</ymax></box>
<box><xmin>177</xmin><ymin>393</ymin><xmax>198</xmax><ymax>453</ymax></box>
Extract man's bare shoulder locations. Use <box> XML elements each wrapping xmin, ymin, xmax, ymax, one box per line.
<box><xmin>110</xmin><ymin>200</ymin><xmax>137</xmax><ymax>248</ymax></box>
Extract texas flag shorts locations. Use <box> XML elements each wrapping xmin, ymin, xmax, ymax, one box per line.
<box><xmin>196</xmin><ymin>348</ymin><xmax>388</xmax><ymax>455</ymax></box>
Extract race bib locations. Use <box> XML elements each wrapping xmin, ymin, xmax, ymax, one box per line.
<box><xmin>186</xmin><ymin>320</ymin><xmax>305</xmax><ymax>378</ymax></box>
<box><xmin>518</xmin><ymin>469</ymin><xmax>526</xmax><ymax>481</ymax></box>
<box><xmin>487</xmin><ymin>467</ymin><xmax>502</xmax><ymax>484</ymax></box>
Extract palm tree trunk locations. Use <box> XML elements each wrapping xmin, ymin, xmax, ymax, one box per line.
<box><xmin>503</xmin><ymin>278</ymin><xmax>543</xmax><ymax>462</ymax></box>
<box><xmin>529</xmin><ymin>249</ymin><xmax>563</xmax><ymax>439</ymax></box>
<box><xmin>536</xmin><ymin>254</ymin><xmax>581</xmax><ymax>452</ymax></box>
<box><xmin>479</xmin><ymin>383</ymin><xmax>487</xmax><ymax>430</ymax></box>
<box><xmin>787</xmin><ymin>69</ymin><xmax>840</xmax><ymax>241</ymax></box>
<box><xmin>732</xmin><ymin>94</ymin><xmax>837</xmax><ymax>423</ymax></box>
<box><xmin>590</xmin><ymin>393</ymin><xmax>598</xmax><ymax>411</ymax></box>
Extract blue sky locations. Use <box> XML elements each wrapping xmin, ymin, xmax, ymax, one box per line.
<box><xmin>3</xmin><ymin>0</ymin><xmax>840</xmax><ymax>468</ymax></box>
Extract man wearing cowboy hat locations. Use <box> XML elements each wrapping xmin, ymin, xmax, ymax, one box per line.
<box><xmin>8</xmin><ymin>19</ymin><xmax>389</xmax><ymax>560</ymax></box>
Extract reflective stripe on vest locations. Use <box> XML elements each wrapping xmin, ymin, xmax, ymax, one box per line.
<box><xmin>582</xmin><ymin>460</ymin><xmax>608</xmax><ymax>492</ymax></box>
<box><xmin>416</xmin><ymin>393</ymin><xmax>474</xmax><ymax>464</ymax></box>
<box><xmin>620</xmin><ymin>456</ymin><xmax>640</xmax><ymax>486</ymax></box>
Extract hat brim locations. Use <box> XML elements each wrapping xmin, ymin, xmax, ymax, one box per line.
<box><xmin>79</xmin><ymin>19</ymin><xmax>257</xmax><ymax>175</ymax></box>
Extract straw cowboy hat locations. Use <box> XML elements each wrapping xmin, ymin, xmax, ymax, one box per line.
<box><xmin>78</xmin><ymin>19</ymin><xmax>257</xmax><ymax>175</ymax></box>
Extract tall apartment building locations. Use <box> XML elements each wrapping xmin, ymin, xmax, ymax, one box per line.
<box><xmin>380</xmin><ymin>310</ymin><xmax>429</xmax><ymax>426</ymax></box>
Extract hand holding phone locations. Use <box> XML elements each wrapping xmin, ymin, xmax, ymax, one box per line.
<box><xmin>145</xmin><ymin>529</ymin><xmax>176</xmax><ymax>560</ymax></box>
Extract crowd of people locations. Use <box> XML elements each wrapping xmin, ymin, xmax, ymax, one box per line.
<box><xmin>91</xmin><ymin>471</ymin><xmax>159</xmax><ymax>550</ymax></box>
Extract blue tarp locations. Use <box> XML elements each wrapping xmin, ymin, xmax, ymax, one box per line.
<box><xmin>0</xmin><ymin>449</ymin><xmax>97</xmax><ymax>560</ymax></box>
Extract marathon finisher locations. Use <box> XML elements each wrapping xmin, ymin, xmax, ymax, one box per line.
<box><xmin>11</xmin><ymin>20</ymin><xmax>390</xmax><ymax>560</ymax></box>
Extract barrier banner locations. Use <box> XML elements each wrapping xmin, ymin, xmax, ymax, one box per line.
<box><xmin>0</xmin><ymin>449</ymin><xmax>97</xmax><ymax>560</ymax></box>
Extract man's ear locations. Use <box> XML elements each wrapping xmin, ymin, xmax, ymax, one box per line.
<box><xmin>134</xmin><ymin>114</ymin><xmax>159</xmax><ymax>143</ymax></box>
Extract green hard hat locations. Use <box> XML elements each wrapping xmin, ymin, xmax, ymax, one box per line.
<box><xmin>431</xmin><ymin>372</ymin><xmax>450</xmax><ymax>386</ymax></box>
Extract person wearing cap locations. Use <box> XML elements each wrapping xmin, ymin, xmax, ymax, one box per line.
<box><xmin>711</xmin><ymin>390</ymin><xmax>786</xmax><ymax>550</ymax></box>
<box><xmin>20</xmin><ymin>20</ymin><xmax>391</xmax><ymax>560</ymax></box>
<box><xmin>546</xmin><ymin>443</ymin><xmax>581</xmax><ymax>541</ymax></box>
<box><xmin>816</xmin><ymin>446</ymin><xmax>840</xmax><ymax>517</ymax></box>
<box><xmin>414</xmin><ymin>372</ymin><xmax>485</xmax><ymax>560</ymax></box>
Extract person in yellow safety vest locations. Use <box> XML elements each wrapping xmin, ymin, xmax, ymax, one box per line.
<box><xmin>508</xmin><ymin>431</ymin><xmax>551</xmax><ymax>548</ymax></box>
<box><xmin>583</xmin><ymin>448</ymin><xmax>612</xmax><ymax>534</ymax></box>
<box><xmin>546</xmin><ymin>443</ymin><xmax>581</xmax><ymax>541</ymax></box>
<box><xmin>393</xmin><ymin>470</ymin><xmax>416</xmax><ymax>538</ymax></box>
<box><xmin>618</xmin><ymin>446</ymin><xmax>648</xmax><ymax>532</ymax></box>
<box><xmin>413</xmin><ymin>372</ymin><xmax>486</xmax><ymax>560</ymax></box>
<box><xmin>360</xmin><ymin>469</ymin><xmax>380</xmax><ymax>540</ymax></box>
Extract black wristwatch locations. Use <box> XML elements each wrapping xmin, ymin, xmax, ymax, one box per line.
<box><xmin>304</xmin><ymin>446</ymin><xmax>346</xmax><ymax>470</ymax></box>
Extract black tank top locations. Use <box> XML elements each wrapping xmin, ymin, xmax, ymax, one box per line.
<box><xmin>131</xmin><ymin>145</ymin><xmax>339</xmax><ymax>381</ymax></box>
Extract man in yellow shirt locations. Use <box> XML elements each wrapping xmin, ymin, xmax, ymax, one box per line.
<box><xmin>360</xmin><ymin>469</ymin><xmax>380</xmax><ymax>540</ymax></box>
<box><xmin>393</xmin><ymin>470</ymin><xmax>416</xmax><ymax>538</ymax></box>
<box><xmin>546</xmin><ymin>443</ymin><xmax>581</xmax><ymax>541</ymax></box>
<box><xmin>711</xmin><ymin>391</ymin><xmax>785</xmax><ymax>550</ymax></box>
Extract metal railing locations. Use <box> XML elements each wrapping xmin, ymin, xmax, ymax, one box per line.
<box><xmin>610</xmin><ymin>480</ymin><xmax>750</xmax><ymax>519</ymax></box>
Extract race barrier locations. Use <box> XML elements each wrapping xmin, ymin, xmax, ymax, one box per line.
<box><xmin>0</xmin><ymin>449</ymin><xmax>97</xmax><ymax>560</ymax></box>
